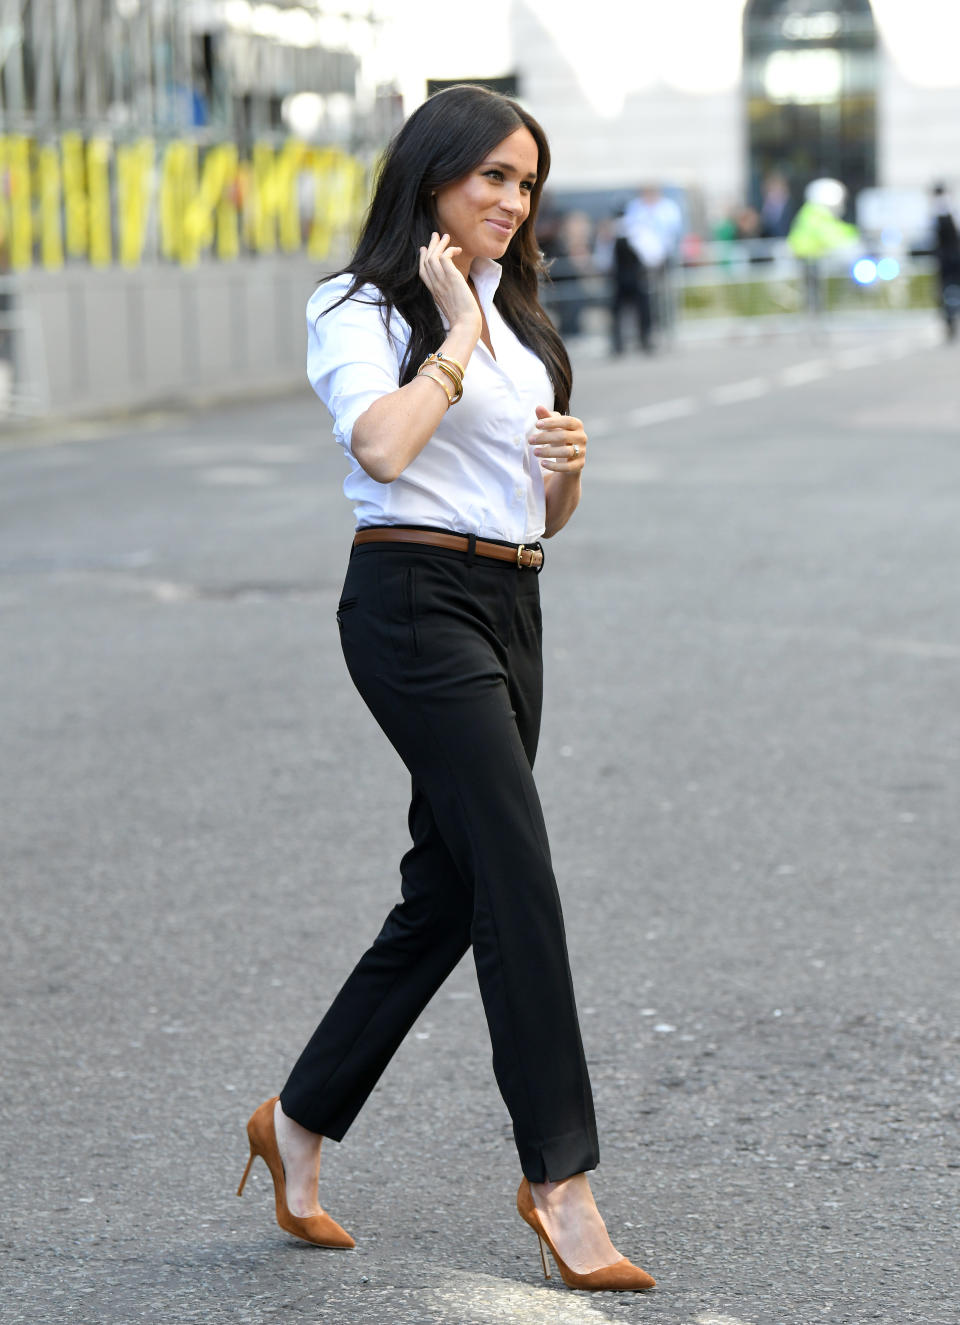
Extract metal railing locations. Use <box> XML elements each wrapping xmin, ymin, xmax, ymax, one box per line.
<box><xmin>540</xmin><ymin>239</ymin><xmax>939</xmax><ymax>340</ymax></box>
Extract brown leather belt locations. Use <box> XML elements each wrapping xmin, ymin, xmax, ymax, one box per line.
<box><xmin>353</xmin><ymin>526</ymin><xmax>544</xmax><ymax>570</ymax></box>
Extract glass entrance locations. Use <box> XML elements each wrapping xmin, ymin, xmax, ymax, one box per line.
<box><xmin>744</xmin><ymin>0</ymin><xmax>878</xmax><ymax>215</ymax></box>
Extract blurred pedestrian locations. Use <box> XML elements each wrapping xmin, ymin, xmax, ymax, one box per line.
<box><xmin>237</xmin><ymin>84</ymin><xmax>655</xmax><ymax>1295</ymax></box>
<box><xmin>605</xmin><ymin>208</ymin><xmax>653</xmax><ymax>354</ymax></box>
<box><xmin>787</xmin><ymin>179</ymin><xmax>859</xmax><ymax>315</ymax></box>
<box><xmin>713</xmin><ymin>204</ymin><xmax>764</xmax><ymax>258</ymax></box>
<box><xmin>622</xmin><ymin>185</ymin><xmax>684</xmax><ymax>339</ymax></box>
<box><xmin>758</xmin><ymin>171</ymin><xmax>794</xmax><ymax>240</ymax></box>
<box><xmin>930</xmin><ymin>181</ymin><xmax>960</xmax><ymax>341</ymax></box>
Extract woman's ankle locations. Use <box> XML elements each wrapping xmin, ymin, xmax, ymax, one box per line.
<box><xmin>531</xmin><ymin>1173</ymin><xmax>588</xmax><ymax>1205</ymax></box>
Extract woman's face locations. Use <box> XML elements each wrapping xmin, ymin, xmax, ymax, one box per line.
<box><xmin>433</xmin><ymin>126</ymin><xmax>539</xmax><ymax>267</ymax></box>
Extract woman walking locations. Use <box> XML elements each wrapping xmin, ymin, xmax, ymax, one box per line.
<box><xmin>237</xmin><ymin>84</ymin><xmax>654</xmax><ymax>1294</ymax></box>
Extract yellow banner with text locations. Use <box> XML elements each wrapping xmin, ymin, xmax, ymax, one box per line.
<box><xmin>0</xmin><ymin>135</ymin><xmax>368</xmax><ymax>271</ymax></box>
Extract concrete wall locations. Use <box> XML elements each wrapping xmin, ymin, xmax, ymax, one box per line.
<box><xmin>6</xmin><ymin>256</ymin><xmax>331</xmax><ymax>420</ymax></box>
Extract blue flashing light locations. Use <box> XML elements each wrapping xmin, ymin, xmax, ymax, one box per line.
<box><xmin>853</xmin><ymin>258</ymin><xmax>879</xmax><ymax>285</ymax></box>
<box><xmin>877</xmin><ymin>257</ymin><xmax>900</xmax><ymax>281</ymax></box>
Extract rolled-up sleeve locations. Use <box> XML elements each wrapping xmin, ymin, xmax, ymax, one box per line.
<box><xmin>306</xmin><ymin>278</ymin><xmax>406</xmax><ymax>453</ymax></box>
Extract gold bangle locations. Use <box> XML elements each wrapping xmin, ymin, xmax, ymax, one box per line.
<box><xmin>418</xmin><ymin>353</ymin><xmax>463</xmax><ymax>403</ymax></box>
<box><xmin>416</xmin><ymin>365</ymin><xmax>455</xmax><ymax>405</ymax></box>
<box><xmin>434</xmin><ymin>351</ymin><xmax>465</xmax><ymax>377</ymax></box>
<box><xmin>430</xmin><ymin>361</ymin><xmax>464</xmax><ymax>403</ymax></box>
<box><xmin>420</xmin><ymin>352</ymin><xmax>464</xmax><ymax>390</ymax></box>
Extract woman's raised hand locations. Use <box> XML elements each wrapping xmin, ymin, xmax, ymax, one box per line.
<box><xmin>418</xmin><ymin>233</ymin><xmax>482</xmax><ymax>335</ymax></box>
<box><xmin>530</xmin><ymin>404</ymin><xmax>587</xmax><ymax>474</ymax></box>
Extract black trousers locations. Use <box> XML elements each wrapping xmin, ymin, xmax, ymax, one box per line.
<box><xmin>279</xmin><ymin>539</ymin><xmax>599</xmax><ymax>1183</ymax></box>
<box><xmin>611</xmin><ymin>279</ymin><xmax>653</xmax><ymax>354</ymax></box>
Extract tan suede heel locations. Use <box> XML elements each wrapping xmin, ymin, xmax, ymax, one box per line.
<box><xmin>516</xmin><ymin>1177</ymin><xmax>655</xmax><ymax>1292</ymax></box>
<box><xmin>237</xmin><ymin>1097</ymin><xmax>355</xmax><ymax>1249</ymax></box>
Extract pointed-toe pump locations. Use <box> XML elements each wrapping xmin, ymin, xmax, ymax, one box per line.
<box><xmin>516</xmin><ymin>1177</ymin><xmax>655</xmax><ymax>1292</ymax></box>
<box><xmin>237</xmin><ymin>1097</ymin><xmax>355</xmax><ymax>1249</ymax></box>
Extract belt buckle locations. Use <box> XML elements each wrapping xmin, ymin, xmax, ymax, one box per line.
<box><xmin>516</xmin><ymin>543</ymin><xmax>527</xmax><ymax>569</ymax></box>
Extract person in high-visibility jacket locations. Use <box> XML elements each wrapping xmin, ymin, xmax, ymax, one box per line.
<box><xmin>788</xmin><ymin>178</ymin><xmax>859</xmax><ymax>313</ymax></box>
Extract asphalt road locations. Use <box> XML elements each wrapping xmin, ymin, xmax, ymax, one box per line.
<box><xmin>2</xmin><ymin>314</ymin><xmax>958</xmax><ymax>1325</ymax></box>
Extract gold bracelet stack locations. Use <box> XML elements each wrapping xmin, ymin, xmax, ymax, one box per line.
<box><xmin>416</xmin><ymin>351</ymin><xmax>465</xmax><ymax>405</ymax></box>
<box><xmin>417</xmin><ymin>367</ymin><xmax>456</xmax><ymax>405</ymax></box>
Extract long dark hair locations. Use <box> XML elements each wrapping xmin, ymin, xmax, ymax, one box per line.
<box><xmin>322</xmin><ymin>84</ymin><xmax>572</xmax><ymax>414</ymax></box>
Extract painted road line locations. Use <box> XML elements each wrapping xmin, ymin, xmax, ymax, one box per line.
<box><xmin>876</xmin><ymin>338</ymin><xmax>915</xmax><ymax>360</ymax></box>
<box><xmin>626</xmin><ymin>397</ymin><xmax>698</xmax><ymax>428</ymax></box>
<box><xmin>834</xmin><ymin>345</ymin><xmax>884</xmax><ymax>370</ymax></box>
<box><xmin>778</xmin><ymin>359</ymin><xmax>829</xmax><ymax>387</ymax></box>
<box><xmin>709</xmin><ymin>377</ymin><xmax>771</xmax><ymax>405</ymax></box>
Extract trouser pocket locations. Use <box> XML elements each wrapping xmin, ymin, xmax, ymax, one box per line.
<box><xmin>376</xmin><ymin>561</ymin><xmax>421</xmax><ymax>660</ymax></box>
<box><xmin>336</xmin><ymin>596</ymin><xmax>358</xmax><ymax>631</ymax></box>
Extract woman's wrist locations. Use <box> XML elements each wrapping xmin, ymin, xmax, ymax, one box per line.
<box><xmin>442</xmin><ymin>316</ymin><xmax>482</xmax><ymax>359</ymax></box>
<box><xmin>417</xmin><ymin>357</ymin><xmax>461</xmax><ymax>405</ymax></box>
<box><xmin>544</xmin><ymin>468</ymin><xmax>582</xmax><ymax>493</ymax></box>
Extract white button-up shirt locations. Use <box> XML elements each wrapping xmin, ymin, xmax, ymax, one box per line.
<box><xmin>306</xmin><ymin>257</ymin><xmax>553</xmax><ymax>542</ymax></box>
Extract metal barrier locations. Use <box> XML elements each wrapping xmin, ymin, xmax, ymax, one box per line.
<box><xmin>0</xmin><ymin>244</ymin><xmax>941</xmax><ymax>423</ymax></box>
<box><xmin>540</xmin><ymin>240</ymin><xmax>939</xmax><ymax>341</ymax></box>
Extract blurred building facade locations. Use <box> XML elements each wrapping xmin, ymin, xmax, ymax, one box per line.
<box><xmin>0</xmin><ymin>0</ymin><xmax>401</xmax><ymax>279</ymax></box>
<box><xmin>0</xmin><ymin>0</ymin><xmax>396</xmax><ymax>147</ymax></box>
<box><xmin>510</xmin><ymin>0</ymin><xmax>960</xmax><ymax>220</ymax></box>
<box><xmin>0</xmin><ymin>0</ymin><xmax>402</xmax><ymax>417</ymax></box>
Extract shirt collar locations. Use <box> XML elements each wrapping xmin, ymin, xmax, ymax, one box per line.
<box><xmin>437</xmin><ymin>258</ymin><xmax>502</xmax><ymax>332</ymax></box>
<box><xmin>469</xmin><ymin>257</ymin><xmax>503</xmax><ymax>304</ymax></box>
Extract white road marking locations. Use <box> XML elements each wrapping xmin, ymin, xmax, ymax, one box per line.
<box><xmin>709</xmin><ymin>377</ymin><xmax>771</xmax><ymax>405</ymax></box>
<box><xmin>778</xmin><ymin>359</ymin><xmax>829</xmax><ymax>386</ymax></box>
<box><xmin>151</xmin><ymin>581</ymin><xmax>197</xmax><ymax>603</ymax></box>
<box><xmin>424</xmin><ymin>1272</ymin><xmax>622</xmax><ymax>1322</ymax></box>
<box><xmin>872</xmin><ymin>635</ymin><xmax>960</xmax><ymax>660</ymax></box>
<box><xmin>627</xmin><ymin>397</ymin><xmax>698</xmax><ymax>427</ymax></box>
<box><xmin>834</xmin><ymin>345</ymin><xmax>882</xmax><ymax>370</ymax></box>
<box><xmin>877</xmin><ymin>339</ymin><xmax>914</xmax><ymax>360</ymax></box>
<box><xmin>607</xmin><ymin>331</ymin><xmax>934</xmax><ymax>436</ymax></box>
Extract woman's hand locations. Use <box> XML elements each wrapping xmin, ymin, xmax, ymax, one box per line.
<box><xmin>531</xmin><ymin>405</ymin><xmax>586</xmax><ymax>536</ymax></box>
<box><xmin>529</xmin><ymin>405</ymin><xmax>587</xmax><ymax>475</ymax></box>
<box><xmin>418</xmin><ymin>232</ymin><xmax>482</xmax><ymax>335</ymax></box>
<box><xmin>351</xmin><ymin>233</ymin><xmax>481</xmax><ymax>484</ymax></box>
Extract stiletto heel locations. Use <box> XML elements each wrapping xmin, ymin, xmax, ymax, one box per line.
<box><xmin>536</xmin><ymin>1232</ymin><xmax>551</xmax><ymax>1279</ymax></box>
<box><xmin>236</xmin><ymin>1146</ymin><xmax>255</xmax><ymax>1197</ymax></box>
<box><xmin>517</xmin><ymin>1178</ymin><xmax>655</xmax><ymax>1292</ymax></box>
<box><xmin>237</xmin><ymin>1097</ymin><xmax>355</xmax><ymax>1249</ymax></box>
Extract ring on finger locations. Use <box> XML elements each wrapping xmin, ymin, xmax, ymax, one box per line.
<box><xmin>571</xmin><ymin>443</ymin><xmax>581</xmax><ymax>459</ymax></box>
